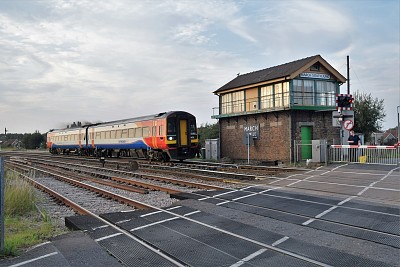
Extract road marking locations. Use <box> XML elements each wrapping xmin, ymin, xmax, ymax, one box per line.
<box><xmin>95</xmin><ymin>232</ymin><xmax>123</xmax><ymax>242</ymax></box>
<box><xmin>8</xmin><ymin>252</ymin><xmax>59</xmax><ymax>267</ymax></box>
<box><xmin>229</xmin><ymin>248</ymin><xmax>268</xmax><ymax>267</ymax></box>
<box><xmin>130</xmin><ymin>217</ymin><xmax>178</xmax><ymax>231</ymax></box>
<box><xmin>232</xmin><ymin>193</ymin><xmax>257</xmax><ymax>201</ymax></box>
<box><xmin>184</xmin><ymin>211</ymin><xmax>200</xmax><ymax>216</ymax></box>
<box><xmin>315</xmin><ymin>206</ymin><xmax>338</xmax><ymax>218</ymax></box>
<box><xmin>302</xmin><ymin>219</ymin><xmax>315</xmax><ymax>225</ymax></box>
<box><xmin>272</xmin><ymin>236</ymin><xmax>290</xmax><ymax>246</ymax></box>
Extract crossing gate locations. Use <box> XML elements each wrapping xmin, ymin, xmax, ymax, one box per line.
<box><xmin>329</xmin><ymin>145</ymin><xmax>400</xmax><ymax>165</ymax></box>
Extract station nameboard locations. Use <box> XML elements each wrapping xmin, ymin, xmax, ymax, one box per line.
<box><xmin>300</xmin><ymin>73</ymin><xmax>331</xmax><ymax>79</ymax></box>
<box><xmin>243</xmin><ymin>124</ymin><xmax>259</xmax><ymax>145</ymax></box>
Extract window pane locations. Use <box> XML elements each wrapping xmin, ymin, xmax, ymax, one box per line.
<box><xmin>303</xmin><ymin>80</ymin><xmax>314</xmax><ymax>105</ymax></box>
<box><xmin>275</xmin><ymin>83</ymin><xmax>282</xmax><ymax>107</ymax></box>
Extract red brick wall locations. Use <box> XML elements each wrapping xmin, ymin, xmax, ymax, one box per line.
<box><xmin>219</xmin><ymin>110</ymin><xmax>340</xmax><ymax>163</ymax></box>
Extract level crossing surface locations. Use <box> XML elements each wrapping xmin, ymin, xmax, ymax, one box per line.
<box><xmin>1</xmin><ymin>163</ymin><xmax>399</xmax><ymax>267</ymax></box>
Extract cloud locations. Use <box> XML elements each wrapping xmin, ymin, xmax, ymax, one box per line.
<box><xmin>0</xmin><ymin>0</ymin><xmax>398</xmax><ymax>133</ymax></box>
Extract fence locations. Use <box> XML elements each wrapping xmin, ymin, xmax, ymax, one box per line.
<box><xmin>329</xmin><ymin>145</ymin><xmax>399</xmax><ymax>165</ymax></box>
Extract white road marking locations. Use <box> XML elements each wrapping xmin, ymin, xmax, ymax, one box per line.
<box><xmin>95</xmin><ymin>232</ymin><xmax>123</xmax><ymax>242</ymax></box>
<box><xmin>229</xmin><ymin>248</ymin><xmax>268</xmax><ymax>267</ymax></box>
<box><xmin>272</xmin><ymin>236</ymin><xmax>290</xmax><ymax>246</ymax></box>
<box><xmin>8</xmin><ymin>252</ymin><xmax>59</xmax><ymax>267</ymax></box>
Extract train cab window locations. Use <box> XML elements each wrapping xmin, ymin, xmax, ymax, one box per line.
<box><xmin>190</xmin><ymin>120</ymin><xmax>197</xmax><ymax>140</ymax></box>
<box><xmin>167</xmin><ymin>120</ymin><xmax>176</xmax><ymax>134</ymax></box>
<box><xmin>143</xmin><ymin>127</ymin><xmax>150</xmax><ymax>137</ymax></box>
<box><xmin>189</xmin><ymin>121</ymin><xmax>197</xmax><ymax>135</ymax></box>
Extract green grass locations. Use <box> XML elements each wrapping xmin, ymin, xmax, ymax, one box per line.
<box><xmin>0</xmin><ymin>170</ymin><xmax>67</xmax><ymax>257</ymax></box>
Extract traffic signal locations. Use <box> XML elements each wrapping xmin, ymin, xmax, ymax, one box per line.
<box><xmin>336</xmin><ymin>94</ymin><xmax>353</xmax><ymax>110</ymax></box>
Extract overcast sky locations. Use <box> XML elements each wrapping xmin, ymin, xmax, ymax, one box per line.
<box><xmin>0</xmin><ymin>0</ymin><xmax>399</xmax><ymax>134</ymax></box>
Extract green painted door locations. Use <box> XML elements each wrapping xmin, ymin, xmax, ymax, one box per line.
<box><xmin>301</xmin><ymin>126</ymin><xmax>312</xmax><ymax>160</ymax></box>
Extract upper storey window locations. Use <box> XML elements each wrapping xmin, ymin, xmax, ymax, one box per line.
<box><xmin>221</xmin><ymin>91</ymin><xmax>244</xmax><ymax>114</ymax></box>
<box><xmin>293</xmin><ymin>79</ymin><xmax>336</xmax><ymax>107</ymax></box>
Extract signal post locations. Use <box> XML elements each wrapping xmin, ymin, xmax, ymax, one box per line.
<box><xmin>333</xmin><ymin>94</ymin><xmax>354</xmax><ymax>144</ymax></box>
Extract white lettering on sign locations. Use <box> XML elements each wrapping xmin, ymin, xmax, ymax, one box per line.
<box><xmin>299</xmin><ymin>73</ymin><xmax>331</xmax><ymax>79</ymax></box>
<box><xmin>244</xmin><ymin>125</ymin><xmax>259</xmax><ymax>132</ymax></box>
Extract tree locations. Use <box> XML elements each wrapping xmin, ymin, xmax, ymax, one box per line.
<box><xmin>353</xmin><ymin>90</ymin><xmax>385</xmax><ymax>143</ymax></box>
<box><xmin>197</xmin><ymin>122</ymin><xmax>219</xmax><ymax>145</ymax></box>
<box><xmin>21</xmin><ymin>131</ymin><xmax>44</xmax><ymax>149</ymax></box>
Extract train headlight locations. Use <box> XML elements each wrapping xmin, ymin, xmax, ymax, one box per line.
<box><xmin>168</xmin><ymin>136</ymin><xmax>176</xmax><ymax>141</ymax></box>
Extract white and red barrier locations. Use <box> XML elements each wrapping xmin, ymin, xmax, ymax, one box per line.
<box><xmin>329</xmin><ymin>145</ymin><xmax>399</xmax><ymax>165</ymax></box>
<box><xmin>330</xmin><ymin>145</ymin><xmax>397</xmax><ymax>149</ymax></box>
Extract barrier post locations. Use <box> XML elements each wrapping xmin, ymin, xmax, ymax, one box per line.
<box><xmin>0</xmin><ymin>157</ymin><xmax>4</xmax><ymax>252</ymax></box>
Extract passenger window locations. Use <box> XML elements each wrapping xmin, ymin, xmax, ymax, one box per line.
<box><xmin>116</xmin><ymin>130</ymin><xmax>122</xmax><ymax>139</ymax></box>
<box><xmin>128</xmin><ymin>128</ymin><xmax>135</xmax><ymax>138</ymax></box>
<box><xmin>143</xmin><ymin>127</ymin><xmax>150</xmax><ymax>137</ymax></box>
<box><xmin>134</xmin><ymin>128</ymin><xmax>142</xmax><ymax>138</ymax></box>
<box><xmin>121</xmin><ymin>129</ymin><xmax>128</xmax><ymax>138</ymax></box>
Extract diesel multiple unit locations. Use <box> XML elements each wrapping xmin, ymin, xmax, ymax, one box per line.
<box><xmin>46</xmin><ymin>111</ymin><xmax>198</xmax><ymax>161</ymax></box>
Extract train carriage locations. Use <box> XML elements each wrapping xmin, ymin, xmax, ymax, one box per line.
<box><xmin>47</xmin><ymin>111</ymin><xmax>198</xmax><ymax>161</ymax></box>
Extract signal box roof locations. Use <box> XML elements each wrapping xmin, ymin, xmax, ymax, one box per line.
<box><xmin>214</xmin><ymin>55</ymin><xmax>346</xmax><ymax>94</ymax></box>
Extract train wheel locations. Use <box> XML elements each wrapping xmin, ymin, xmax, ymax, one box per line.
<box><xmin>161</xmin><ymin>152</ymin><xmax>170</xmax><ymax>162</ymax></box>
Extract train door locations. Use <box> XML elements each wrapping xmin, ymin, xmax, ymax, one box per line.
<box><xmin>179</xmin><ymin>119</ymin><xmax>188</xmax><ymax>146</ymax></box>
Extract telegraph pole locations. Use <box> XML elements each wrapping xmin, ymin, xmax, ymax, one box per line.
<box><xmin>347</xmin><ymin>55</ymin><xmax>350</xmax><ymax>95</ymax></box>
<box><xmin>0</xmin><ymin>157</ymin><xmax>4</xmax><ymax>253</ymax></box>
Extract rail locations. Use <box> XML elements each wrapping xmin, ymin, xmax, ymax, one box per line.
<box><xmin>329</xmin><ymin>145</ymin><xmax>399</xmax><ymax>165</ymax></box>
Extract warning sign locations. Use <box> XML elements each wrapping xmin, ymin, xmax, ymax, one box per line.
<box><xmin>343</xmin><ymin>120</ymin><xmax>354</xmax><ymax>131</ymax></box>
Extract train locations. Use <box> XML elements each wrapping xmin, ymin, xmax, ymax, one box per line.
<box><xmin>46</xmin><ymin>111</ymin><xmax>199</xmax><ymax>161</ymax></box>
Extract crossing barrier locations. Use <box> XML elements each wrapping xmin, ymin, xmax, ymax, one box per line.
<box><xmin>329</xmin><ymin>145</ymin><xmax>399</xmax><ymax>165</ymax></box>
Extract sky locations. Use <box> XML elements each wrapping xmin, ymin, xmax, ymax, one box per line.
<box><xmin>0</xmin><ymin>0</ymin><xmax>399</xmax><ymax>134</ymax></box>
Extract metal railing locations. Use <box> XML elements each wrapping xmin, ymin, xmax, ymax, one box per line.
<box><xmin>329</xmin><ymin>145</ymin><xmax>399</xmax><ymax>165</ymax></box>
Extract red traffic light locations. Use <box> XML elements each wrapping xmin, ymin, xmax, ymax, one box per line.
<box><xmin>336</xmin><ymin>94</ymin><xmax>353</xmax><ymax>109</ymax></box>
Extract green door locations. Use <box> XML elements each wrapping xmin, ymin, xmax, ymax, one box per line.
<box><xmin>301</xmin><ymin>126</ymin><xmax>312</xmax><ymax>160</ymax></box>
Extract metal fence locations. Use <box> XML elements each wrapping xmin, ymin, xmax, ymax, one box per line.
<box><xmin>329</xmin><ymin>145</ymin><xmax>399</xmax><ymax>165</ymax></box>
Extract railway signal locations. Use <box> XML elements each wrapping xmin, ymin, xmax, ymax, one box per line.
<box><xmin>336</xmin><ymin>94</ymin><xmax>353</xmax><ymax>111</ymax></box>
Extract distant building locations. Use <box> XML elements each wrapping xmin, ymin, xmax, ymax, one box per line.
<box><xmin>382</xmin><ymin>128</ymin><xmax>398</xmax><ymax>145</ymax></box>
<box><xmin>212</xmin><ymin>55</ymin><xmax>346</xmax><ymax>163</ymax></box>
<box><xmin>370</xmin><ymin>132</ymin><xmax>384</xmax><ymax>145</ymax></box>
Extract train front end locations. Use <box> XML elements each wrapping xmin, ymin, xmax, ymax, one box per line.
<box><xmin>165</xmin><ymin>111</ymin><xmax>198</xmax><ymax>160</ymax></box>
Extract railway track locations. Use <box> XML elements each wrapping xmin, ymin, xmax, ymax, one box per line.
<box><xmin>3</xmin><ymin>160</ymin><xmax>332</xmax><ymax>266</ymax></box>
<box><xmin>1</xmin><ymin>151</ymin><xmax>398</xmax><ymax>266</ymax></box>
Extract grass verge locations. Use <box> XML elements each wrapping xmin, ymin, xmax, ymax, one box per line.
<box><xmin>0</xmin><ymin>170</ymin><xmax>67</xmax><ymax>258</ymax></box>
